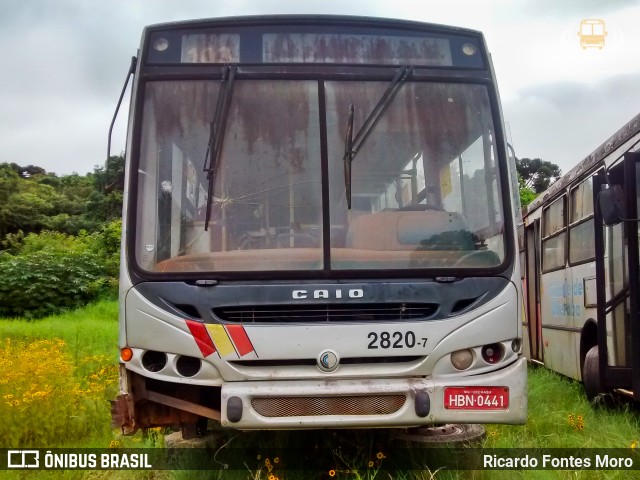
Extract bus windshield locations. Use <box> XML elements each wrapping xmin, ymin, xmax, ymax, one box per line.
<box><xmin>135</xmin><ymin>78</ymin><xmax>505</xmax><ymax>273</ymax></box>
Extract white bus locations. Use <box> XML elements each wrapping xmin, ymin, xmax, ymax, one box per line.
<box><xmin>521</xmin><ymin>112</ymin><xmax>640</xmax><ymax>401</ymax></box>
<box><xmin>110</xmin><ymin>15</ymin><xmax>527</xmax><ymax>438</ymax></box>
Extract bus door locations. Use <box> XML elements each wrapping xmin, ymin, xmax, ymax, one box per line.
<box><xmin>594</xmin><ymin>151</ymin><xmax>640</xmax><ymax>400</ymax></box>
<box><xmin>525</xmin><ymin>219</ymin><xmax>543</xmax><ymax>362</ymax></box>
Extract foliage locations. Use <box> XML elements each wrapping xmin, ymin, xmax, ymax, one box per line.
<box><xmin>0</xmin><ymin>160</ymin><xmax>124</xmax><ymax>317</ymax></box>
<box><xmin>520</xmin><ymin>187</ymin><xmax>537</xmax><ymax>208</ymax></box>
<box><xmin>95</xmin><ymin>219</ymin><xmax>123</xmax><ymax>278</ymax></box>
<box><xmin>0</xmin><ymin>250</ymin><xmax>114</xmax><ymax>318</ymax></box>
<box><xmin>518</xmin><ymin>174</ymin><xmax>538</xmax><ymax>208</ymax></box>
<box><xmin>3</xmin><ymin>230</ymin><xmax>95</xmax><ymax>257</ymax></box>
<box><xmin>516</xmin><ymin>157</ymin><xmax>562</xmax><ymax>194</ymax></box>
<box><xmin>86</xmin><ymin>155</ymin><xmax>126</xmax><ymax>225</ymax></box>
<box><xmin>0</xmin><ymin>164</ymin><xmax>67</xmax><ymax>236</ymax></box>
<box><xmin>0</xmin><ymin>157</ymin><xmax>124</xmax><ymax>238</ymax></box>
<box><xmin>0</xmin><ymin>220</ymin><xmax>121</xmax><ymax>318</ymax></box>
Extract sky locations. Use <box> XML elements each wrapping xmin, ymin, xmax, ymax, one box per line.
<box><xmin>1</xmin><ymin>0</ymin><xmax>639</xmax><ymax>177</ymax></box>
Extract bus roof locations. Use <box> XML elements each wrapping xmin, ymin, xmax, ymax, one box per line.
<box><xmin>141</xmin><ymin>15</ymin><xmax>487</xmax><ymax>68</ymax></box>
<box><xmin>143</xmin><ymin>14</ymin><xmax>483</xmax><ymax>38</ymax></box>
<box><xmin>524</xmin><ymin>111</ymin><xmax>640</xmax><ymax>213</ymax></box>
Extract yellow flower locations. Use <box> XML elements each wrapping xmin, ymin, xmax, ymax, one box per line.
<box><xmin>273</xmin><ymin>457</ymin><xmax>279</xmax><ymax>464</ymax></box>
<box><xmin>368</xmin><ymin>461</ymin><xmax>374</xmax><ymax>468</ymax></box>
<box><xmin>376</xmin><ymin>452</ymin><xmax>386</xmax><ymax>460</ymax></box>
<box><xmin>328</xmin><ymin>470</ymin><xmax>336</xmax><ymax>477</ymax></box>
<box><xmin>631</xmin><ymin>441</ymin><xmax>638</xmax><ymax>450</ymax></box>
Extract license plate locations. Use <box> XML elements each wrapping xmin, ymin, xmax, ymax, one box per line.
<box><xmin>443</xmin><ymin>386</ymin><xmax>509</xmax><ymax>410</ymax></box>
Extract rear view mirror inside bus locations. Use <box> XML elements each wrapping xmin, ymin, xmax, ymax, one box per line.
<box><xmin>598</xmin><ymin>185</ymin><xmax>625</xmax><ymax>226</ymax></box>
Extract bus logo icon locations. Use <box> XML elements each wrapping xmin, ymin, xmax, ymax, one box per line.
<box><xmin>578</xmin><ymin>19</ymin><xmax>607</xmax><ymax>49</ymax></box>
<box><xmin>7</xmin><ymin>450</ymin><xmax>39</xmax><ymax>468</ymax></box>
<box><xmin>318</xmin><ymin>350</ymin><xmax>339</xmax><ymax>372</ymax></box>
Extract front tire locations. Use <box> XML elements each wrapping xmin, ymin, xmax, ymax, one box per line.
<box><xmin>583</xmin><ymin>345</ymin><xmax>602</xmax><ymax>401</ymax></box>
<box><xmin>395</xmin><ymin>424</ymin><xmax>486</xmax><ymax>445</ymax></box>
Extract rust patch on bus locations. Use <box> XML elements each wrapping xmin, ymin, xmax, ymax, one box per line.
<box><xmin>110</xmin><ymin>393</ymin><xmax>137</xmax><ymax>435</ymax></box>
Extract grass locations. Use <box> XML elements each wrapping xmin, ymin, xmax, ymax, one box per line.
<box><xmin>0</xmin><ymin>300</ymin><xmax>119</xmax><ymax>449</ymax></box>
<box><xmin>1</xmin><ymin>301</ymin><xmax>639</xmax><ymax>479</ymax></box>
<box><xmin>487</xmin><ymin>366</ymin><xmax>640</xmax><ymax>450</ymax></box>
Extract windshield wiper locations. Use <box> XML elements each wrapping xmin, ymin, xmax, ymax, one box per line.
<box><xmin>343</xmin><ymin>65</ymin><xmax>413</xmax><ymax>209</ymax></box>
<box><xmin>204</xmin><ymin>65</ymin><xmax>237</xmax><ymax>231</ymax></box>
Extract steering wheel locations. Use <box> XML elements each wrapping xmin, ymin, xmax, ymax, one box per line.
<box><xmin>452</xmin><ymin>250</ymin><xmax>494</xmax><ymax>268</ymax></box>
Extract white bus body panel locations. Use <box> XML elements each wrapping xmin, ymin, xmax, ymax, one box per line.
<box><xmin>121</xmin><ymin>279</ymin><xmax>526</xmax><ymax>426</ymax></box>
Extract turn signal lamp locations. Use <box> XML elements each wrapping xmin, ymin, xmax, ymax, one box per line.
<box><xmin>120</xmin><ymin>347</ymin><xmax>133</xmax><ymax>362</ymax></box>
<box><xmin>511</xmin><ymin>339</ymin><xmax>522</xmax><ymax>353</ymax></box>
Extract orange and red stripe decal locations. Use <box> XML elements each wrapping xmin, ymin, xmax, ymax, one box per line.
<box><xmin>186</xmin><ymin>320</ymin><xmax>255</xmax><ymax>358</ymax></box>
<box><xmin>225</xmin><ymin>324</ymin><xmax>255</xmax><ymax>357</ymax></box>
<box><xmin>185</xmin><ymin>320</ymin><xmax>216</xmax><ymax>357</ymax></box>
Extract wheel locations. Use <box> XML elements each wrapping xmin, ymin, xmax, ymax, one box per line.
<box><xmin>394</xmin><ymin>424</ymin><xmax>486</xmax><ymax>445</ymax></box>
<box><xmin>583</xmin><ymin>345</ymin><xmax>602</xmax><ymax>401</ymax></box>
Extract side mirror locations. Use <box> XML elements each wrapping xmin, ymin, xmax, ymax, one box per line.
<box><xmin>598</xmin><ymin>185</ymin><xmax>625</xmax><ymax>226</ymax></box>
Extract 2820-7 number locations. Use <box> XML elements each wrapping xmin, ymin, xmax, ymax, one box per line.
<box><xmin>367</xmin><ymin>331</ymin><xmax>427</xmax><ymax>349</ymax></box>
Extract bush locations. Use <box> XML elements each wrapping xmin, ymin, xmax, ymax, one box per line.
<box><xmin>0</xmin><ymin>250</ymin><xmax>114</xmax><ymax>318</ymax></box>
<box><xmin>92</xmin><ymin>220</ymin><xmax>122</xmax><ymax>278</ymax></box>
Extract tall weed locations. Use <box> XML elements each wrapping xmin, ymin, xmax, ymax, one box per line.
<box><xmin>0</xmin><ymin>337</ymin><xmax>117</xmax><ymax>447</ymax></box>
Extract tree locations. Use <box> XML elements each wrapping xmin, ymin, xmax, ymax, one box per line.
<box><xmin>516</xmin><ymin>158</ymin><xmax>561</xmax><ymax>194</ymax></box>
<box><xmin>8</xmin><ymin>163</ymin><xmax>46</xmax><ymax>178</ymax></box>
<box><xmin>0</xmin><ymin>158</ymin><xmax>127</xmax><ymax>239</ymax></box>
<box><xmin>93</xmin><ymin>155</ymin><xmax>125</xmax><ymax>194</ymax></box>
<box><xmin>0</xmin><ymin>164</ymin><xmax>69</xmax><ymax>237</ymax></box>
<box><xmin>86</xmin><ymin>155</ymin><xmax>125</xmax><ymax>224</ymax></box>
<box><xmin>518</xmin><ymin>177</ymin><xmax>537</xmax><ymax>208</ymax></box>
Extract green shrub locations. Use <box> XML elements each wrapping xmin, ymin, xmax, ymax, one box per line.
<box><xmin>11</xmin><ymin>229</ymin><xmax>96</xmax><ymax>255</ymax></box>
<box><xmin>0</xmin><ymin>251</ymin><xmax>114</xmax><ymax>318</ymax></box>
<box><xmin>92</xmin><ymin>220</ymin><xmax>122</xmax><ymax>278</ymax></box>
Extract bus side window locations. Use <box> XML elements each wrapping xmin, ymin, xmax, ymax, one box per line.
<box><xmin>541</xmin><ymin>195</ymin><xmax>567</xmax><ymax>272</ymax></box>
<box><xmin>569</xmin><ymin>177</ymin><xmax>595</xmax><ymax>265</ymax></box>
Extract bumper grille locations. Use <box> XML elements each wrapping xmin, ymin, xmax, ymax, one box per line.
<box><xmin>215</xmin><ymin>303</ymin><xmax>437</xmax><ymax>323</ymax></box>
<box><xmin>251</xmin><ymin>394</ymin><xmax>406</xmax><ymax>417</ymax></box>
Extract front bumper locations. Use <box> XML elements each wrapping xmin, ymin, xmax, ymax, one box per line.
<box><xmin>220</xmin><ymin>357</ymin><xmax>527</xmax><ymax>429</ymax></box>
